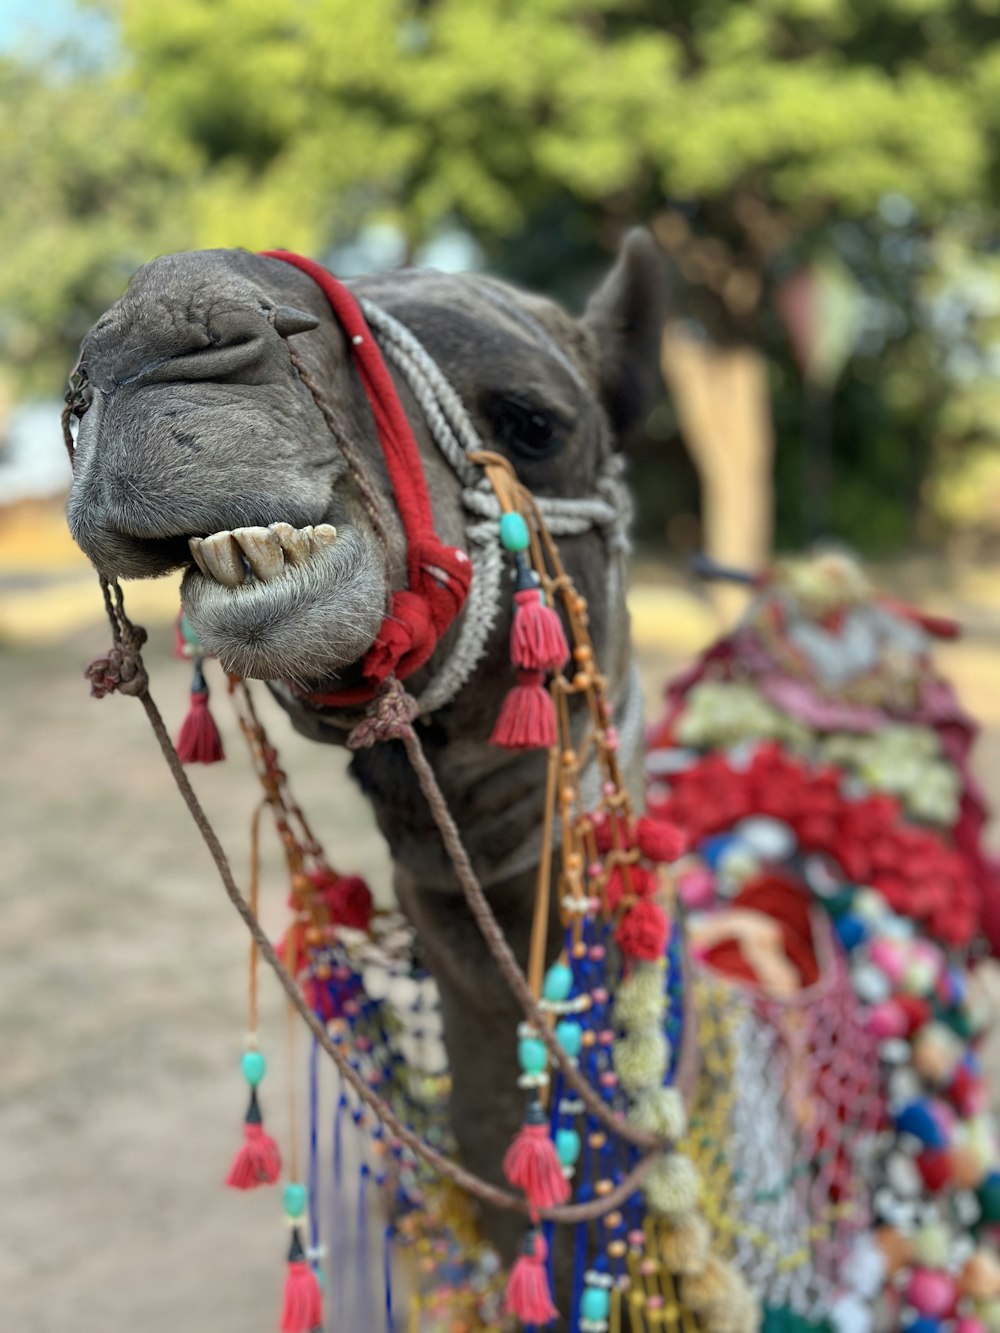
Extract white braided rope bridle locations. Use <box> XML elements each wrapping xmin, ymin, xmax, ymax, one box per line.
<box><xmin>357</xmin><ymin>295</ymin><xmax>634</xmax><ymax>720</ymax></box>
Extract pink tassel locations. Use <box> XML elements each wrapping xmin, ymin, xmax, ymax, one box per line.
<box><xmin>505</xmin><ymin>1229</ymin><xmax>559</xmax><ymax>1324</ymax></box>
<box><xmin>226</xmin><ymin>1123</ymin><xmax>281</xmax><ymax>1190</ymax></box>
<box><xmin>280</xmin><ymin>1232</ymin><xmax>322</xmax><ymax>1333</ymax></box>
<box><xmin>511</xmin><ymin>588</ymin><xmax>569</xmax><ymax>671</ymax></box>
<box><xmin>504</xmin><ymin>1110</ymin><xmax>571</xmax><ymax>1209</ymax></box>
<box><xmin>490</xmin><ymin>670</ymin><xmax>557</xmax><ymax>750</ymax></box>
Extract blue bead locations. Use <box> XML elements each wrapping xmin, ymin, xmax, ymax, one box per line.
<box><xmin>699</xmin><ymin>833</ymin><xmax>734</xmax><ymax>870</ymax></box>
<box><xmin>555</xmin><ymin>1020</ymin><xmax>582</xmax><ymax>1058</ymax></box>
<box><xmin>895</xmin><ymin>1101</ymin><xmax>947</xmax><ymax>1148</ymax></box>
<box><xmin>555</xmin><ymin>1127</ymin><xmax>581</xmax><ymax>1166</ymax></box>
<box><xmin>580</xmin><ymin>1285</ymin><xmax>610</xmax><ymax>1320</ymax></box>
<box><xmin>499</xmin><ymin>511</ymin><xmax>530</xmax><ymax>552</ymax></box>
<box><xmin>902</xmin><ymin>1320</ymin><xmax>941</xmax><ymax>1333</ymax></box>
<box><xmin>241</xmin><ymin>1049</ymin><xmax>266</xmax><ymax>1086</ymax></box>
<box><xmin>517</xmin><ymin>1036</ymin><xmax>548</xmax><ymax>1075</ymax></box>
<box><xmin>283</xmin><ymin>1182</ymin><xmax>308</xmax><ymax>1218</ymax></box>
<box><xmin>543</xmin><ymin>962</ymin><xmax>574</xmax><ymax>1003</ymax></box>
<box><xmin>834</xmin><ymin>913</ymin><xmax>866</xmax><ymax>952</ymax></box>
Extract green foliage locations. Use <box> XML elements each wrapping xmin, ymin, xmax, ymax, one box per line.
<box><xmin>2</xmin><ymin>0</ymin><xmax>999</xmax><ymax>553</ymax></box>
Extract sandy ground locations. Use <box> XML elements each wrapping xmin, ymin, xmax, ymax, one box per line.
<box><xmin>3</xmin><ymin>521</ymin><xmax>1000</xmax><ymax>1332</ymax></box>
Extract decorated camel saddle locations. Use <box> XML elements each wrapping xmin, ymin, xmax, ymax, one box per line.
<box><xmin>64</xmin><ymin>239</ymin><xmax>1000</xmax><ymax>1333</ymax></box>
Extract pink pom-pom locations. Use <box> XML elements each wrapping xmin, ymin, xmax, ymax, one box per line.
<box><xmin>225</xmin><ymin>1122</ymin><xmax>281</xmax><ymax>1190</ymax></box>
<box><xmin>503</xmin><ymin>1121</ymin><xmax>570</xmax><ymax>1209</ymax></box>
<box><xmin>490</xmin><ymin>670</ymin><xmax>557</xmax><ymax>749</ymax></box>
<box><xmin>505</xmin><ymin>1230</ymin><xmax>559</xmax><ymax>1324</ymax></box>
<box><xmin>511</xmin><ymin>589</ymin><xmax>569</xmax><ymax>671</ymax></box>
<box><xmin>906</xmin><ymin>1267</ymin><xmax>956</xmax><ymax>1317</ymax></box>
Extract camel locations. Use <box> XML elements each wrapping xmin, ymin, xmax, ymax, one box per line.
<box><xmin>65</xmin><ymin>232</ymin><xmax>667</xmax><ymax>1286</ymax></box>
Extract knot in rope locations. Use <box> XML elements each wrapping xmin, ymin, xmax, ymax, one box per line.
<box><xmin>84</xmin><ymin>587</ymin><xmax>148</xmax><ymax>697</ymax></box>
<box><xmin>346</xmin><ymin>677</ymin><xmax>420</xmax><ymax>750</ymax></box>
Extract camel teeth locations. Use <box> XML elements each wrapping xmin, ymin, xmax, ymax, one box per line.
<box><xmin>270</xmin><ymin>521</ymin><xmax>311</xmax><ymax>565</ymax></box>
<box><xmin>311</xmin><ymin>523</ymin><xmax>338</xmax><ymax>550</ymax></box>
<box><xmin>199</xmin><ymin>532</ymin><xmax>245</xmax><ymax>587</ymax></box>
<box><xmin>188</xmin><ymin>537</ymin><xmax>210</xmax><ymax>577</ymax></box>
<box><xmin>233</xmin><ymin>526</ymin><xmax>284</xmax><ymax>582</ymax></box>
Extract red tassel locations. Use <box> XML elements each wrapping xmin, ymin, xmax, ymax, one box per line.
<box><xmin>490</xmin><ymin>670</ymin><xmax>556</xmax><ymax>750</ymax></box>
<box><xmin>504</xmin><ymin>1120</ymin><xmax>571</xmax><ymax>1209</ymax></box>
<box><xmin>511</xmin><ymin>589</ymin><xmax>569</xmax><ymax>671</ymax></box>
<box><xmin>226</xmin><ymin>1122</ymin><xmax>281</xmax><ymax>1190</ymax></box>
<box><xmin>280</xmin><ymin>1232</ymin><xmax>322</xmax><ymax>1333</ymax></box>
<box><xmin>176</xmin><ymin>689</ymin><xmax>225</xmax><ymax>763</ymax></box>
<box><xmin>505</xmin><ymin>1229</ymin><xmax>559</xmax><ymax>1324</ymax></box>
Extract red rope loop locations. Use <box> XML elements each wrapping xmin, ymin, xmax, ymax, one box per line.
<box><xmin>260</xmin><ymin>250</ymin><xmax>471</xmax><ymax>705</ymax></box>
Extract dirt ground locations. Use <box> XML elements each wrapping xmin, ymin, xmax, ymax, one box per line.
<box><xmin>3</xmin><ymin>537</ymin><xmax>1000</xmax><ymax>1333</ymax></box>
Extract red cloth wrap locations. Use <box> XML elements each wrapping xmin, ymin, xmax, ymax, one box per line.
<box><xmin>260</xmin><ymin>251</ymin><xmax>471</xmax><ymax>706</ymax></box>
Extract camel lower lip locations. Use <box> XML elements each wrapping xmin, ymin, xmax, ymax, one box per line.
<box><xmin>179</xmin><ymin>523</ymin><xmax>385</xmax><ymax>683</ymax></box>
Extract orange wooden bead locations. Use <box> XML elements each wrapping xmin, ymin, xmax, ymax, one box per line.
<box><xmin>876</xmin><ymin>1227</ymin><xmax>913</xmax><ymax>1277</ymax></box>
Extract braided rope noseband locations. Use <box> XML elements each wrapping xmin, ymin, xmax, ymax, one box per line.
<box><xmin>261</xmin><ymin>251</ymin><xmax>633</xmax><ymax>727</ymax></box>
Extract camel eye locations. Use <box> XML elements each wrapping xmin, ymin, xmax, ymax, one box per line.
<box><xmin>66</xmin><ymin>368</ymin><xmax>92</xmax><ymax>420</ymax></box>
<box><xmin>486</xmin><ymin>396</ymin><xmax>566</xmax><ymax>460</ymax></box>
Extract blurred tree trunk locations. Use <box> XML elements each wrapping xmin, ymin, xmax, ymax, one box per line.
<box><xmin>661</xmin><ymin>325</ymin><xmax>774</xmax><ymax>625</ymax></box>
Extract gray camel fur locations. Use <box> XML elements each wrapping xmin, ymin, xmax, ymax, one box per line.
<box><xmin>66</xmin><ymin>232</ymin><xmax>667</xmax><ymax>1281</ymax></box>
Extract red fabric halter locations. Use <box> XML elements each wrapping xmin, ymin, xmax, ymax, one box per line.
<box><xmin>261</xmin><ymin>250</ymin><xmax>471</xmax><ymax>707</ymax></box>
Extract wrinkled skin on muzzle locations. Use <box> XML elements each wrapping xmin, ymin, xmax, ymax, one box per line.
<box><xmin>66</xmin><ymin>249</ymin><xmax>391</xmax><ymax>684</ymax></box>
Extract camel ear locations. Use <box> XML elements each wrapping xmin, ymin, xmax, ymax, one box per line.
<box><xmin>583</xmin><ymin>229</ymin><xmax>668</xmax><ymax>442</ymax></box>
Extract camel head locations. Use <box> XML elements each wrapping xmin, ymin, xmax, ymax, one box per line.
<box><xmin>66</xmin><ymin>233</ymin><xmax>664</xmax><ymax>704</ymax></box>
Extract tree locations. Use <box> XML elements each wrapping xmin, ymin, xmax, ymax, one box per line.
<box><xmin>5</xmin><ymin>0</ymin><xmax>1000</xmax><ymax>566</ymax></box>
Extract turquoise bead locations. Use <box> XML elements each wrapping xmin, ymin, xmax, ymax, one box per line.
<box><xmin>555</xmin><ymin>1020</ymin><xmax>582</xmax><ymax>1059</ymax></box>
<box><xmin>241</xmin><ymin>1049</ymin><xmax>266</xmax><ymax>1086</ymax></box>
<box><xmin>283</xmin><ymin>1182</ymin><xmax>308</xmax><ymax>1219</ymax></box>
<box><xmin>555</xmin><ymin>1127</ymin><xmax>581</xmax><ymax>1166</ymax></box>
<box><xmin>499</xmin><ymin>511</ymin><xmax>530</xmax><ymax>552</ymax></box>
<box><xmin>517</xmin><ymin>1036</ymin><xmax>548</xmax><ymax>1075</ymax></box>
<box><xmin>542</xmin><ymin>963</ymin><xmax>573</xmax><ymax>1003</ymax></box>
<box><xmin>581</xmin><ymin>1285</ymin><xmax>610</xmax><ymax>1320</ymax></box>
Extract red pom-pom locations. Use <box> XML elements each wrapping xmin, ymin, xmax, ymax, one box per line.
<box><xmin>636</xmin><ymin>816</ymin><xmax>687</xmax><ymax>863</ymax></box>
<box><xmin>916</xmin><ymin>1149</ymin><xmax>953</xmax><ymax>1192</ymax></box>
<box><xmin>616</xmin><ymin>898</ymin><xmax>670</xmax><ymax>961</ymax></box>
<box><xmin>503</xmin><ymin>1121</ymin><xmax>570</xmax><ymax>1209</ymax></box>
<box><xmin>511</xmin><ymin>589</ymin><xmax>570</xmax><ymax>671</ymax></box>
<box><xmin>175</xmin><ymin>690</ymin><xmax>225</xmax><ymax>764</ymax></box>
<box><xmin>490</xmin><ymin>670</ymin><xmax>557</xmax><ymax>750</ymax></box>
<box><xmin>605</xmin><ymin>863</ymin><xmax>656</xmax><ymax>912</ymax></box>
<box><xmin>226</xmin><ymin>1122</ymin><xmax>281</xmax><ymax>1190</ymax></box>
<box><xmin>895</xmin><ymin>994</ymin><xmax>932</xmax><ymax>1037</ymax></box>
<box><xmin>315</xmin><ymin>873</ymin><xmax>374</xmax><ymax>932</ymax></box>
<box><xmin>505</xmin><ymin>1230</ymin><xmax>559</xmax><ymax>1324</ymax></box>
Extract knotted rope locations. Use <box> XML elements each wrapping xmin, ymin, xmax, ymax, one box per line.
<box><xmin>85</xmin><ymin>581</ymin><xmax>670</xmax><ymax>1223</ymax></box>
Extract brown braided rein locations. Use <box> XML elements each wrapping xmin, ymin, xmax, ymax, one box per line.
<box><xmin>87</xmin><ymin>578</ymin><xmax>670</xmax><ymax>1225</ymax></box>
